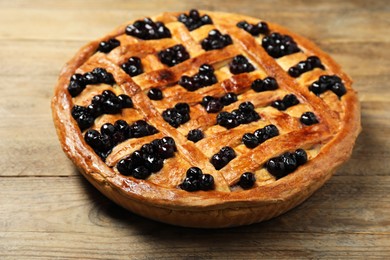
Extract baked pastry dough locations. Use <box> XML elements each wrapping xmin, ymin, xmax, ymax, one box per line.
<box><xmin>52</xmin><ymin>10</ymin><xmax>361</xmax><ymax>228</ymax></box>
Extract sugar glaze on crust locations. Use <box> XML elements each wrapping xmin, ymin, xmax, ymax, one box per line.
<box><xmin>52</xmin><ymin>10</ymin><xmax>361</xmax><ymax>228</ymax></box>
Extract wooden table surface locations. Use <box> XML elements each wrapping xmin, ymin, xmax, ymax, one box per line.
<box><xmin>1</xmin><ymin>0</ymin><xmax>389</xmax><ymax>259</ymax></box>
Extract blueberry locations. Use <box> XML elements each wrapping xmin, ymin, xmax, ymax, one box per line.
<box><xmin>162</xmin><ymin>108</ymin><xmax>183</xmax><ymax>128</ymax></box>
<box><xmin>307</xmin><ymin>56</ymin><xmax>324</xmax><ymax>69</ymax></box>
<box><xmin>131</xmin><ymin>150</ymin><xmax>145</xmax><ymax>166</ymax></box>
<box><xmin>263</xmin><ymin>77</ymin><xmax>278</xmax><ymax>91</ymax></box>
<box><xmin>309</xmin><ymin>81</ymin><xmax>328</xmax><ymax>95</ymax></box>
<box><xmin>140</xmin><ymin>143</ymin><xmax>155</xmax><ymax>155</ymax></box>
<box><xmin>288</xmin><ymin>67</ymin><xmax>301</xmax><ymax>77</ymax></box>
<box><xmin>83</xmin><ymin>72</ymin><xmax>98</xmax><ymax>85</ymax></box>
<box><xmin>180</xmin><ymin>177</ymin><xmax>199</xmax><ymax>192</ymax></box>
<box><xmin>262</xmin><ymin>32</ymin><xmax>300</xmax><ymax>58</ymax></box>
<box><xmin>102</xmin><ymin>90</ymin><xmax>116</xmax><ymax>99</ymax></box>
<box><xmin>67</xmin><ymin>80</ymin><xmax>85</xmax><ymax>97</ymax></box>
<box><xmin>330</xmin><ymin>82</ymin><xmax>346</xmax><ymax>97</ymax></box>
<box><xmin>126</xmin><ymin>18</ymin><xmax>171</xmax><ymax>40</ymax></box>
<box><xmin>283</xmin><ymin>94</ymin><xmax>299</xmax><ymax>107</ymax></box>
<box><xmin>175</xmin><ymin>103</ymin><xmax>190</xmax><ymax>114</ymax></box>
<box><xmin>114</xmin><ymin>119</ymin><xmax>129</xmax><ymax>134</ymax></box>
<box><xmin>92</xmin><ymin>68</ymin><xmax>115</xmax><ymax>85</ymax></box>
<box><xmin>201</xmin><ymin>96</ymin><xmax>215</xmax><ymax>107</ymax></box>
<box><xmin>84</xmin><ymin>129</ymin><xmax>101</xmax><ymax>149</ymax></box>
<box><xmin>205</xmin><ymin>99</ymin><xmax>223</xmax><ymax>113</ymax></box>
<box><xmin>144</xmin><ymin>154</ymin><xmax>164</xmax><ymax>173</ymax></box>
<box><xmin>132</xmin><ymin>166</ymin><xmax>151</xmax><ymax>179</ymax></box>
<box><xmin>158</xmin><ymin>44</ymin><xmax>190</xmax><ymax>67</ymax></box>
<box><xmin>295</xmin><ymin>149</ymin><xmax>308</xmax><ymax>166</ymax></box>
<box><xmin>186</xmin><ymin>167</ymin><xmax>203</xmax><ymax>180</ymax></box>
<box><xmin>121</xmin><ymin>57</ymin><xmax>143</xmax><ymax>76</ymax></box>
<box><xmin>178</xmin><ymin>75</ymin><xmax>198</xmax><ymax>91</ymax></box>
<box><xmin>130</xmin><ymin>120</ymin><xmax>152</xmax><ymax>138</ymax></box>
<box><xmin>239</xmin><ymin>172</ymin><xmax>256</xmax><ymax>189</ymax></box>
<box><xmin>216</xmin><ymin>111</ymin><xmax>238</xmax><ymax>129</ymax></box>
<box><xmin>117</xmin><ymin>157</ymin><xmax>134</xmax><ymax>176</ymax></box>
<box><xmin>118</xmin><ymin>94</ymin><xmax>133</xmax><ymax>108</ymax></box>
<box><xmin>187</xmin><ymin>129</ymin><xmax>204</xmax><ymax>143</ymax></box>
<box><xmin>239</xmin><ymin>101</ymin><xmax>255</xmax><ymax>112</ymax></box>
<box><xmin>229</xmin><ymin>55</ymin><xmax>255</xmax><ymax>74</ymax></box>
<box><xmin>262</xmin><ymin>124</ymin><xmax>279</xmax><ymax>139</ymax></box>
<box><xmin>100</xmin><ymin>123</ymin><xmax>116</xmax><ymax>137</ymax></box>
<box><xmin>161</xmin><ymin>136</ymin><xmax>177</xmax><ymax>151</ymax></box>
<box><xmin>71</xmin><ymin>106</ymin><xmax>94</xmax><ymax>131</ymax></box>
<box><xmin>178</xmin><ymin>9</ymin><xmax>213</xmax><ymax>31</ymax></box>
<box><xmin>220</xmin><ymin>92</ymin><xmax>237</xmax><ymax>106</ymax></box>
<box><xmin>199</xmin><ymin>174</ymin><xmax>214</xmax><ymax>191</ymax></box>
<box><xmin>266</xmin><ymin>157</ymin><xmax>287</xmax><ymax>179</ymax></box>
<box><xmin>242</xmin><ymin>133</ymin><xmax>259</xmax><ymax>148</ymax></box>
<box><xmin>147</xmin><ymin>88</ymin><xmax>163</xmax><ymax>100</ymax></box>
<box><xmin>98</xmin><ymin>38</ymin><xmax>120</xmax><ymax>53</ymax></box>
<box><xmin>201</xmin><ymin>29</ymin><xmax>232</xmax><ymax>51</ymax></box>
<box><xmin>98</xmin><ymin>134</ymin><xmax>113</xmax><ymax>152</ymax></box>
<box><xmin>220</xmin><ymin>146</ymin><xmax>236</xmax><ymax>160</ymax></box>
<box><xmin>210</xmin><ymin>153</ymin><xmax>229</xmax><ymax>170</ymax></box>
<box><xmin>87</xmin><ymin>103</ymin><xmax>102</xmax><ymax>118</ymax></box>
<box><xmin>158</xmin><ymin>139</ymin><xmax>176</xmax><ymax>159</ymax></box>
<box><xmin>280</xmin><ymin>152</ymin><xmax>297</xmax><ymax>173</ymax></box>
<box><xmin>300</xmin><ymin>112</ymin><xmax>319</xmax><ymax>125</ymax></box>
<box><xmin>102</xmin><ymin>96</ymin><xmax>122</xmax><ymax>114</ymax></box>
<box><xmin>237</xmin><ymin>21</ymin><xmax>269</xmax><ymax>36</ymax></box>
<box><xmin>199</xmin><ymin>64</ymin><xmax>214</xmax><ymax>74</ymax></box>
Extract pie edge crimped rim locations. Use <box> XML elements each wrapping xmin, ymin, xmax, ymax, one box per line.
<box><xmin>51</xmin><ymin>11</ymin><xmax>361</xmax><ymax>227</ymax></box>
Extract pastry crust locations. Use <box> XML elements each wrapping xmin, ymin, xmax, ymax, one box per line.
<box><xmin>52</xmin><ymin>11</ymin><xmax>361</xmax><ymax>228</ymax></box>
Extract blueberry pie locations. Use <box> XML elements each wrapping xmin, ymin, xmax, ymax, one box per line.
<box><xmin>52</xmin><ymin>10</ymin><xmax>361</xmax><ymax>228</ymax></box>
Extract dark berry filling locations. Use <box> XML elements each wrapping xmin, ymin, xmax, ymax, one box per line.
<box><xmin>178</xmin><ymin>64</ymin><xmax>217</xmax><ymax>91</ymax></box>
<box><xmin>116</xmin><ymin>137</ymin><xmax>176</xmax><ymax>178</ymax></box>
<box><xmin>201</xmin><ymin>29</ymin><xmax>232</xmax><ymax>51</ymax></box>
<box><xmin>180</xmin><ymin>167</ymin><xmax>215</xmax><ymax>192</ymax></box>
<box><xmin>97</xmin><ymin>38</ymin><xmax>120</xmax><ymax>53</ymax></box>
<box><xmin>309</xmin><ymin>75</ymin><xmax>346</xmax><ymax>97</ymax></box>
<box><xmin>158</xmin><ymin>44</ymin><xmax>190</xmax><ymax>67</ymax></box>
<box><xmin>251</xmin><ymin>77</ymin><xmax>278</xmax><ymax>92</ymax></box>
<box><xmin>162</xmin><ymin>103</ymin><xmax>191</xmax><ymax>128</ymax></box>
<box><xmin>262</xmin><ymin>32</ymin><xmax>300</xmax><ymax>58</ymax></box>
<box><xmin>271</xmin><ymin>94</ymin><xmax>300</xmax><ymax>111</ymax></box>
<box><xmin>210</xmin><ymin>146</ymin><xmax>236</xmax><ymax>170</ymax></box>
<box><xmin>147</xmin><ymin>88</ymin><xmax>163</xmax><ymax>100</ymax></box>
<box><xmin>236</xmin><ymin>20</ymin><xmax>269</xmax><ymax>36</ymax></box>
<box><xmin>201</xmin><ymin>92</ymin><xmax>237</xmax><ymax>113</ymax></box>
<box><xmin>300</xmin><ymin>112</ymin><xmax>319</xmax><ymax>126</ymax></box>
<box><xmin>67</xmin><ymin>68</ymin><xmax>115</xmax><ymax>97</ymax></box>
<box><xmin>266</xmin><ymin>149</ymin><xmax>308</xmax><ymax>179</ymax></box>
<box><xmin>83</xmin><ymin>119</ymin><xmax>158</xmax><ymax>160</ymax></box>
<box><xmin>229</xmin><ymin>55</ymin><xmax>255</xmax><ymax>74</ymax></box>
<box><xmin>216</xmin><ymin>101</ymin><xmax>260</xmax><ymax>129</ymax></box>
<box><xmin>178</xmin><ymin>9</ymin><xmax>213</xmax><ymax>31</ymax></box>
<box><xmin>187</xmin><ymin>129</ymin><xmax>204</xmax><ymax>143</ymax></box>
<box><xmin>121</xmin><ymin>57</ymin><xmax>143</xmax><ymax>77</ymax></box>
<box><xmin>242</xmin><ymin>124</ymin><xmax>279</xmax><ymax>149</ymax></box>
<box><xmin>288</xmin><ymin>56</ymin><xmax>325</xmax><ymax>78</ymax></box>
<box><xmin>239</xmin><ymin>172</ymin><xmax>256</xmax><ymax>189</ymax></box>
<box><xmin>126</xmin><ymin>18</ymin><xmax>171</xmax><ymax>40</ymax></box>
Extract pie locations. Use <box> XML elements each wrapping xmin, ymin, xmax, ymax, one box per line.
<box><xmin>51</xmin><ymin>9</ymin><xmax>361</xmax><ymax>228</ymax></box>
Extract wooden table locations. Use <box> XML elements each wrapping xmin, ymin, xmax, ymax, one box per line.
<box><xmin>1</xmin><ymin>0</ymin><xmax>389</xmax><ymax>258</ymax></box>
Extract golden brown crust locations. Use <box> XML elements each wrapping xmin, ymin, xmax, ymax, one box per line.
<box><xmin>51</xmin><ymin>10</ymin><xmax>361</xmax><ymax>228</ymax></box>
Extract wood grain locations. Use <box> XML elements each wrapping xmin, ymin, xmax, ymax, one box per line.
<box><xmin>0</xmin><ymin>0</ymin><xmax>389</xmax><ymax>258</ymax></box>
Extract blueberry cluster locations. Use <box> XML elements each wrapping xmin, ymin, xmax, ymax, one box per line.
<box><xmin>71</xmin><ymin>90</ymin><xmax>133</xmax><ymax>130</ymax></box>
<box><xmin>158</xmin><ymin>44</ymin><xmax>190</xmax><ymax>67</ymax></box>
<box><xmin>121</xmin><ymin>57</ymin><xmax>143</xmax><ymax>77</ymax></box>
<box><xmin>97</xmin><ymin>38</ymin><xmax>120</xmax><ymax>53</ymax></box>
<box><xmin>180</xmin><ymin>167</ymin><xmax>215</xmax><ymax>192</ymax></box>
<box><xmin>216</xmin><ymin>102</ymin><xmax>260</xmax><ymax>129</ymax></box>
<box><xmin>300</xmin><ymin>112</ymin><xmax>319</xmax><ymax>126</ymax></box>
<box><xmin>288</xmin><ymin>56</ymin><xmax>325</xmax><ymax>78</ymax></box>
<box><xmin>236</xmin><ymin>20</ymin><xmax>269</xmax><ymax>36</ymax></box>
<box><xmin>239</xmin><ymin>172</ymin><xmax>256</xmax><ymax>189</ymax></box>
<box><xmin>178</xmin><ymin>9</ymin><xmax>213</xmax><ymax>31</ymax></box>
<box><xmin>242</xmin><ymin>124</ymin><xmax>279</xmax><ymax>149</ymax></box>
<box><xmin>309</xmin><ymin>75</ymin><xmax>346</xmax><ymax>97</ymax></box>
<box><xmin>229</xmin><ymin>55</ymin><xmax>255</xmax><ymax>74</ymax></box>
<box><xmin>162</xmin><ymin>103</ymin><xmax>191</xmax><ymax>128</ymax></box>
<box><xmin>125</xmin><ymin>18</ymin><xmax>171</xmax><ymax>40</ymax></box>
<box><xmin>84</xmin><ymin>119</ymin><xmax>158</xmax><ymax>160</ymax></box>
<box><xmin>262</xmin><ymin>32</ymin><xmax>300</xmax><ymax>58</ymax></box>
<box><xmin>187</xmin><ymin>129</ymin><xmax>204</xmax><ymax>143</ymax></box>
<box><xmin>201</xmin><ymin>92</ymin><xmax>238</xmax><ymax>113</ymax></box>
<box><xmin>67</xmin><ymin>68</ymin><xmax>115</xmax><ymax>97</ymax></box>
<box><xmin>210</xmin><ymin>146</ymin><xmax>236</xmax><ymax>170</ymax></box>
<box><xmin>117</xmin><ymin>137</ymin><xmax>177</xmax><ymax>179</ymax></box>
<box><xmin>147</xmin><ymin>88</ymin><xmax>163</xmax><ymax>100</ymax></box>
<box><xmin>266</xmin><ymin>149</ymin><xmax>308</xmax><ymax>179</ymax></box>
<box><xmin>251</xmin><ymin>77</ymin><xmax>278</xmax><ymax>92</ymax></box>
<box><xmin>271</xmin><ymin>94</ymin><xmax>300</xmax><ymax>111</ymax></box>
<box><xmin>201</xmin><ymin>29</ymin><xmax>233</xmax><ymax>51</ymax></box>
<box><xmin>178</xmin><ymin>64</ymin><xmax>217</xmax><ymax>91</ymax></box>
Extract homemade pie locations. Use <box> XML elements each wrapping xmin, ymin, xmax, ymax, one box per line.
<box><xmin>52</xmin><ymin>10</ymin><xmax>361</xmax><ymax>228</ymax></box>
